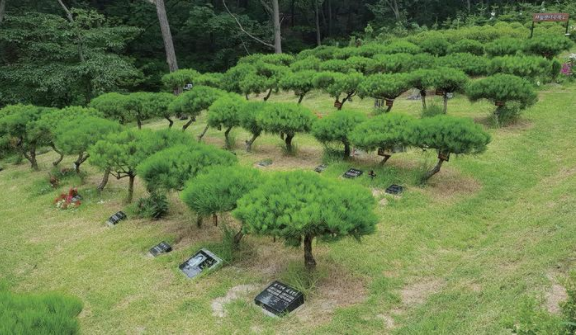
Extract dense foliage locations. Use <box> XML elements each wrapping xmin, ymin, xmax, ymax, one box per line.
<box><xmin>257</xmin><ymin>103</ymin><xmax>316</xmax><ymax>153</ymax></box>
<box><xmin>312</xmin><ymin>110</ymin><xmax>368</xmax><ymax>158</ymax></box>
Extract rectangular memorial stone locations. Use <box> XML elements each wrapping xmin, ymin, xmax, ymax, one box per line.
<box><xmin>385</xmin><ymin>184</ymin><xmax>404</xmax><ymax>195</ymax></box>
<box><xmin>106</xmin><ymin>211</ymin><xmax>127</xmax><ymax>227</ymax></box>
<box><xmin>179</xmin><ymin>248</ymin><xmax>222</xmax><ymax>279</ymax></box>
<box><xmin>257</xmin><ymin>159</ymin><xmax>273</xmax><ymax>167</ymax></box>
<box><xmin>314</xmin><ymin>164</ymin><xmax>328</xmax><ymax>173</ymax></box>
<box><xmin>343</xmin><ymin>168</ymin><xmax>363</xmax><ymax>179</ymax></box>
<box><xmin>149</xmin><ymin>241</ymin><xmax>172</xmax><ymax>257</ymax></box>
<box><xmin>254</xmin><ymin>281</ymin><xmax>304</xmax><ymax>316</ymax></box>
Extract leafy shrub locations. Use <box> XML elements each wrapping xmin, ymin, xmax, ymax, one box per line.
<box><xmin>161</xmin><ymin>68</ymin><xmax>199</xmax><ymax>91</ymax></box>
<box><xmin>290</xmin><ymin>57</ymin><xmax>321</xmax><ymax>71</ymax></box>
<box><xmin>133</xmin><ymin>192</ymin><xmax>169</xmax><ymax>220</ymax></box>
<box><xmin>0</xmin><ymin>288</ymin><xmax>82</xmax><ymax>335</ymax></box>
<box><xmin>238</xmin><ymin>101</ymin><xmax>266</xmax><ymax>152</ymax></box>
<box><xmin>321</xmin><ymin>71</ymin><xmax>363</xmax><ymax>109</ymax></box>
<box><xmin>383</xmin><ymin>41</ymin><xmax>422</xmax><ymax>55</ymax></box>
<box><xmin>221</xmin><ymin>64</ymin><xmax>256</xmax><ymax>94</ymax></box>
<box><xmin>194</xmin><ymin>73</ymin><xmax>224</xmax><ymax>89</ymax></box>
<box><xmin>319</xmin><ymin>59</ymin><xmax>350</xmax><ymax>73</ymax></box>
<box><xmin>369</xmin><ymin>53</ymin><xmax>414</xmax><ymax>74</ymax></box>
<box><xmin>358</xmin><ymin>73</ymin><xmax>412</xmax><ymax>111</ymax></box>
<box><xmin>485</xmin><ymin>38</ymin><xmax>524</xmax><ymax>57</ymax></box>
<box><xmin>168</xmin><ymin>86</ymin><xmax>225</xmax><ymax>130</ymax></box>
<box><xmin>447</xmin><ymin>39</ymin><xmax>485</xmax><ymax>56</ymax></box>
<box><xmin>279</xmin><ymin>70</ymin><xmax>317</xmax><ymax>103</ymax></box>
<box><xmin>207</xmin><ymin>94</ymin><xmax>245</xmax><ymax>147</ymax></box>
<box><xmin>419</xmin><ymin>36</ymin><xmax>451</xmax><ymax>56</ymax></box>
<box><xmin>346</xmin><ymin>56</ymin><xmax>376</xmax><ymax>74</ymax></box>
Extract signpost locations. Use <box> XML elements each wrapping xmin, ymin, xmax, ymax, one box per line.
<box><xmin>530</xmin><ymin>13</ymin><xmax>570</xmax><ymax>38</ymax></box>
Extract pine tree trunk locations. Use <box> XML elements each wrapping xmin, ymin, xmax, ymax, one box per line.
<box><xmin>198</xmin><ymin>125</ymin><xmax>209</xmax><ymax>141</ymax></box>
<box><xmin>314</xmin><ymin>0</ymin><xmax>321</xmax><ymax>46</ymax></box>
<box><xmin>98</xmin><ymin>168</ymin><xmax>110</xmax><ymax>191</ymax></box>
<box><xmin>165</xmin><ymin>116</ymin><xmax>174</xmax><ymax>128</ymax></box>
<box><xmin>271</xmin><ymin>0</ymin><xmax>282</xmax><ymax>53</ymax></box>
<box><xmin>224</xmin><ymin>126</ymin><xmax>233</xmax><ymax>148</ymax></box>
<box><xmin>304</xmin><ymin>234</ymin><xmax>316</xmax><ymax>272</ymax></box>
<box><xmin>380</xmin><ymin>154</ymin><xmax>392</xmax><ymax>165</ymax></box>
<box><xmin>263</xmin><ymin>88</ymin><xmax>273</xmax><ymax>101</ymax></box>
<box><xmin>50</xmin><ymin>142</ymin><xmax>64</xmax><ymax>166</ymax></box>
<box><xmin>443</xmin><ymin>94</ymin><xmax>448</xmax><ymax>114</ymax></box>
<box><xmin>245</xmin><ymin>133</ymin><xmax>259</xmax><ymax>152</ymax></box>
<box><xmin>182</xmin><ymin>117</ymin><xmax>195</xmax><ymax>131</ymax></box>
<box><xmin>196</xmin><ymin>215</ymin><xmax>203</xmax><ymax>228</ymax></box>
<box><xmin>137</xmin><ymin>118</ymin><xmax>142</xmax><ymax>130</ymax></box>
<box><xmin>23</xmin><ymin>148</ymin><xmax>38</xmax><ymax>171</ymax></box>
<box><xmin>127</xmin><ymin>174</ymin><xmax>135</xmax><ymax>203</ymax></box>
<box><xmin>233</xmin><ymin>230</ymin><xmax>244</xmax><ymax>248</ymax></box>
<box><xmin>298</xmin><ymin>94</ymin><xmax>305</xmax><ymax>104</ymax></box>
<box><xmin>285</xmin><ymin>133</ymin><xmax>294</xmax><ymax>153</ymax></box>
<box><xmin>0</xmin><ymin>0</ymin><xmax>6</xmax><ymax>24</ymax></box>
<box><xmin>422</xmin><ymin>158</ymin><xmax>445</xmax><ymax>184</ymax></box>
<box><xmin>343</xmin><ymin>141</ymin><xmax>351</xmax><ymax>158</ymax></box>
<box><xmin>420</xmin><ymin>90</ymin><xmax>427</xmax><ymax>109</ymax></box>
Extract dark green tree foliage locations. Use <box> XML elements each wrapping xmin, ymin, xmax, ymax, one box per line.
<box><xmin>89</xmin><ymin>93</ymin><xmax>130</xmax><ymax>123</ymax></box>
<box><xmin>142</xmin><ymin>92</ymin><xmax>175</xmax><ymax>127</ymax></box>
<box><xmin>238</xmin><ymin>101</ymin><xmax>266</xmax><ymax>152</ymax></box>
<box><xmin>488</xmin><ymin>56</ymin><xmax>554</xmax><ymax>81</ymax></box>
<box><xmin>233</xmin><ymin>171</ymin><xmax>378</xmax><ymax>271</ymax></box>
<box><xmin>290</xmin><ymin>57</ymin><xmax>321</xmax><ymax>72</ymax></box>
<box><xmin>259</xmin><ymin>53</ymin><xmax>295</xmax><ymax>66</ymax></box>
<box><xmin>0</xmin><ymin>288</ymin><xmax>82</xmax><ymax>335</ymax></box>
<box><xmin>207</xmin><ymin>94</ymin><xmax>245</xmax><ymax>147</ymax></box>
<box><xmin>414</xmin><ymin>115</ymin><xmax>490</xmax><ymax>183</ymax></box>
<box><xmin>181</xmin><ymin>166</ymin><xmax>260</xmax><ymax>228</ymax></box>
<box><xmin>221</xmin><ymin>64</ymin><xmax>256</xmax><ymax>95</ymax></box>
<box><xmin>0</xmin><ymin>11</ymin><xmax>141</xmax><ymax>107</ymax></box>
<box><xmin>240</xmin><ymin>61</ymin><xmax>288</xmax><ymax>101</ymax></box>
<box><xmin>54</xmin><ymin>116</ymin><xmax>122</xmax><ymax>173</ymax></box>
<box><xmin>353</xmin><ymin>44</ymin><xmax>389</xmax><ymax>57</ymax></box>
<box><xmin>138</xmin><ymin>143</ymin><xmax>237</xmax><ymax>194</ymax></box>
<box><xmin>408</xmin><ymin>69</ymin><xmax>436</xmax><ymax>109</ymax></box>
<box><xmin>279</xmin><ymin>70</ymin><xmax>317</xmax><ymax>104</ymax></box>
<box><xmin>257</xmin><ymin>103</ymin><xmax>316</xmax><ymax>153</ymax></box>
<box><xmin>125</xmin><ymin>92</ymin><xmax>167</xmax><ymax>129</ymax></box>
<box><xmin>524</xmin><ymin>35</ymin><xmax>574</xmax><ymax>59</ymax></box>
<box><xmin>383</xmin><ymin>41</ymin><xmax>422</xmax><ymax>55</ymax></box>
<box><xmin>324</xmin><ymin>71</ymin><xmax>364</xmax><ymax>110</ymax></box>
<box><xmin>350</xmin><ymin>113</ymin><xmax>418</xmax><ymax>165</ymax></box>
<box><xmin>89</xmin><ymin>129</ymin><xmax>169</xmax><ymax>202</ymax></box>
<box><xmin>319</xmin><ymin>59</ymin><xmax>350</xmax><ymax>73</ymax></box>
<box><xmin>440</xmin><ymin>53</ymin><xmax>490</xmax><ymax>76</ymax></box>
<box><xmin>346</xmin><ymin>56</ymin><xmax>376</xmax><ymax>74</ymax></box>
<box><xmin>466</xmin><ymin>74</ymin><xmax>538</xmax><ymax>124</ymax></box>
<box><xmin>312</xmin><ymin>71</ymin><xmax>339</xmax><ymax>92</ymax></box>
<box><xmin>312</xmin><ymin>110</ymin><xmax>368</xmax><ymax>158</ymax></box>
<box><xmin>403</xmin><ymin>53</ymin><xmax>438</xmax><ymax>72</ymax></box>
<box><xmin>168</xmin><ymin>86</ymin><xmax>225</xmax><ymax>130</ymax></box>
<box><xmin>0</xmin><ymin>104</ymin><xmax>52</xmax><ymax>170</ymax></box>
<box><xmin>485</xmin><ymin>38</ymin><xmax>524</xmax><ymax>57</ymax></box>
<box><xmin>447</xmin><ymin>39</ymin><xmax>485</xmax><ymax>56</ymax></box>
<box><xmin>358</xmin><ymin>73</ymin><xmax>412</xmax><ymax>112</ymax></box>
<box><xmin>427</xmin><ymin>68</ymin><xmax>469</xmax><ymax>113</ymax></box>
<box><xmin>36</xmin><ymin>106</ymin><xmax>103</xmax><ymax>166</ymax></box>
<box><xmin>194</xmin><ymin>73</ymin><xmax>224</xmax><ymax>89</ymax></box>
<box><xmin>419</xmin><ymin>36</ymin><xmax>451</xmax><ymax>56</ymax></box>
<box><xmin>161</xmin><ymin>69</ymin><xmax>199</xmax><ymax>92</ymax></box>
<box><xmin>368</xmin><ymin>54</ymin><xmax>414</xmax><ymax>74</ymax></box>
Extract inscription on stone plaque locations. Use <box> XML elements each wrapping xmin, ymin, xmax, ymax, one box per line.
<box><xmin>179</xmin><ymin>248</ymin><xmax>222</xmax><ymax>279</ymax></box>
<box><xmin>343</xmin><ymin>168</ymin><xmax>363</xmax><ymax>179</ymax></box>
<box><xmin>149</xmin><ymin>241</ymin><xmax>172</xmax><ymax>257</ymax></box>
<box><xmin>314</xmin><ymin>164</ymin><xmax>328</xmax><ymax>173</ymax></box>
<box><xmin>385</xmin><ymin>184</ymin><xmax>404</xmax><ymax>195</ymax></box>
<box><xmin>254</xmin><ymin>281</ymin><xmax>304</xmax><ymax>316</ymax></box>
<box><xmin>106</xmin><ymin>211</ymin><xmax>127</xmax><ymax>227</ymax></box>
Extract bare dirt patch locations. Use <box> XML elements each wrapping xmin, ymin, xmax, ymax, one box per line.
<box><xmin>400</xmin><ymin>278</ymin><xmax>445</xmax><ymax>306</ymax></box>
<box><xmin>211</xmin><ymin>284</ymin><xmax>259</xmax><ymax>318</ymax></box>
<box><xmin>545</xmin><ymin>273</ymin><xmax>568</xmax><ymax>315</ymax></box>
<box><xmin>416</xmin><ymin>170</ymin><xmax>482</xmax><ymax>204</ymax></box>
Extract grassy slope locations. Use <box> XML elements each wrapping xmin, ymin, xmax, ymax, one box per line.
<box><xmin>0</xmin><ymin>83</ymin><xmax>575</xmax><ymax>334</ymax></box>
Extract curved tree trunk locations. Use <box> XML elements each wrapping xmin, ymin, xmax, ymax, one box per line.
<box><xmin>304</xmin><ymin>234</ymin><xmax>316</xmax><ymax>272</ymax></box>
<box><xmin>380</xmin><ymin>154</ymin><xmax>392</xmax><ymax>165</ymax></box>
<box><xmin>263</xmin><ymin>88</ymin><xmax>273</xmax><ymax>101</ymax></box>
<box><xmin>285</xmin><ymin>133</ymin><xmax>294</xmax><ymax>153</ymax></box>
<box><xmin>196</xmin><ymin>215</ymin><xmax>203</xmax><ymax>228</ymax></box>
<box><xmin>422</xmin><ymin>158</ymin><xmax>445</xmax><ymax>184</ymax></box>
<box><xmin>297</xmin><ymin>94</ymin><xmax>305</xmax><ymax>104</ymax></box>
<box><xmin>198</xmin><ymin>125</ymin><xmax>209</xmax><ymax>141</ymax></box>
<box><xmin>212</xmin><ymin>213</ymin><xmax>218</xmax><ymax>227</ymax></box>
<box><xmin>50</xmin><ymin>142</ymin><xmax>64</xmax><ymax>166</ymax></box>
<box><xmin>74</xmin><ymin>153</ymin><xmax>89</xmax><ymax>174</ymax></box>
<box><xmin>224</xmin><ymin>126</ymin><xmax>233</xmax><ymax>148</ymax></box>
<box><xmin>339</xmin><ymin>92</ymin><xmax>354</xmax><ymax>110</ymax></box>
<box><xmin>98</xmin><ymin>168</ymin><xmax>110</xmax><ymax>191</ymax></box>
<box><xmin>165</xmin><ymin>116</ymin><xmax>174</xmax><ymax>128</ymax></box>
<box><xmin>182</xmin><ymin>116</ymin><xmax>195</xmax><ymax>131</ymax></box>
<box><xmin>22</xmin><ymin>148</ymin><xmax>38</xmax><ymax>171</ymax></box>
<box><xmin>137</xmin><ymin>118</ymin><xmax>142</xmax><ymax>130</ymax></box>
<box><xmin>443</xmin><ymin>94</ymin><xmax>449</xmax><ymax>114</ymax></box>
<box><xmin>233</xmin><ymin>230</ymin><xmax>244</xmax><ymax>248</ymax></box>
<box><xmin>245</xmin><ymin>133</ymin><xmax>259</xmax><ymax>152</ymax></box>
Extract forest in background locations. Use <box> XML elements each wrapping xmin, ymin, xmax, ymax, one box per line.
<box><xmin>1</xmin><ymin>0</ymin><xmax>575</xmax><ymax>107</ymax></box>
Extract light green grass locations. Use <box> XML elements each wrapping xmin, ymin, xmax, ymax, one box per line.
<box><xmin>1</xmin><ymin>82</ymin><xmax>576</xmax><ymax>334</ymax></box>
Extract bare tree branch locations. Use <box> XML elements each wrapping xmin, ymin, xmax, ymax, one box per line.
<box><xmin>56</xmin><ymin>0</ymin><xmax>74</xmax><ymax>22</ymax></box>
<box><xmin>56</xmin><ymin>0</ymin><xmax>85</xmax><ymax>62</ymax></box>
<box><xmin>222</xmin><ymin>0</ymin><xmax>275</xmax><ymax>49</ymax></box>
<box><xmin>259</xmin><ymin>0</ymin><xmax>272</xmax><ymax>15</ymax></box>
<box><xmin>0</xmin><ymin>0</ymin><xmax>7</xmax><ymax>24</ymax></box>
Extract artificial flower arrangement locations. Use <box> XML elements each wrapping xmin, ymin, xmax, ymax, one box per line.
<box><xmin>54</xmin><ymin>188</ymin><xmax>82</xmax><ymax>209</ymax></box>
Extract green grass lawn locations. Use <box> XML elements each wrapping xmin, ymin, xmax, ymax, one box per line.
<box><xmin>1</xmin><ymin>82</ymin><xmax>576</xmax><ymax>334</ymax></box>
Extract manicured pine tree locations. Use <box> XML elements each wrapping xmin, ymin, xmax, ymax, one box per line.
<box><xmin>257</xmin><ymin>103</ymin><xmax>316</xmax><ymax>153</ymax></box>
<box><xmin>233</xmin><ymin>171</ymin><xmax>378</xmax><ymax>272</ymax></box>
<box><xmin>312</xmin><ymin>110</ymin><xmax>367</xmax><ymax>158</ymax></box>
<box><xmin>427</xmin><ymin>67</ymin><xmax>469</xmax><ymax>114</ymax></box>
<box><xmin>181</xmin><ymin>165</ymin><xmax>260</xmax><ymax>230</ymax></box>
<box><xmin>279</xmin><ymin>70</ymin><xmax>316</xmax><ymax>104</ymax></box>
<box><xmin>206</xmin><ymin>94</ymin><xmax>245</xmax><ymax>147</ymax></box>
<box><xmin>350</xmin><ymin>113</ymin><xmax>418</xmax><ymax>165</ymax></box>
<box><xmin>238</xmin><ymin>101</ymin><xmax>266</xmax><ymax>152</ymax></box>
<box><xmin>414</xmin><ymin>115</ymin><xmax>490</xmax><ymax>183</ymax></box>
<box><xmin>358</xmin><ymin>73</ymin><xmax>412</xmax><ymax>112</ymax></box>
<box><xmin>168</xmin><ymin>85</ymin><xmax>226</xmax><ymax>131</ymax></box>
